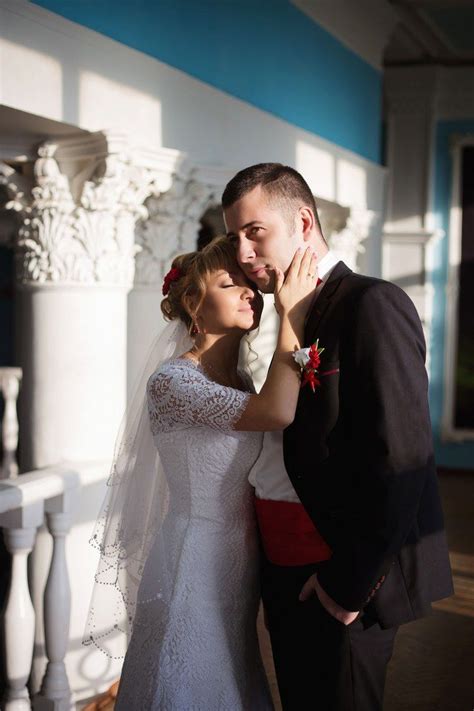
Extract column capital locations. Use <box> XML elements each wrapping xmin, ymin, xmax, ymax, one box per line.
<box><xmin>8</xmin><ymin>134</ymin><xmax>186</xmax><ymax>289</ymax></box>
<box><xmin>328</xmin><ymin>207</ymin><xmax>378</xmax><ymax>272</ymax></box>
<box><xmin>134</xmin><ymin>169</ymin><xmax>225</xmax><ymax>288</ymax></box>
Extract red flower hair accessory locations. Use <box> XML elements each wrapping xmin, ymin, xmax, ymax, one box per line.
<box><xmin>162</xmin><ymin>267</ymin><xmax>182</xmax><ymax>296</ymax></box>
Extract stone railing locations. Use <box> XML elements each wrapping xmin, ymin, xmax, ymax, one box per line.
<box><xmin>0</xmin><ymin>368</ymin><xmax>22</xmax><ymax>479</ymax></box>
<box><xmin>0</xmin><ymin>461</ymin><xmax>106</xmax><ymax>710</ymax></box>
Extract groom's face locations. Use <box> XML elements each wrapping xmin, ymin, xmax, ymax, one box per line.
<box><xmin>223</xmin><ymin>185</ymin><xmax>301</xmax><ymax>294</ymax></box>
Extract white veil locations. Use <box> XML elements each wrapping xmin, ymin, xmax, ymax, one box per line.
<box><xmin>82</xmin><ymin>319</ymin><xmax>193</xmax><ymax>659</ymax></box>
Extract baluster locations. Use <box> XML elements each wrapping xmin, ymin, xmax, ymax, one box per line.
<box><xmin>0</xmin><ymin>368</ymin><xmax>22</xmax><ymax>479</ymax></box>
<box><xmin>1</xmin><ymin>503</ymin><xmax>44</xmax><ymax>711</ymax></box>
<box><xmin>33</xmin><ymin>493</ymin><xmax>74</xmax><ymax>711</ymax></box>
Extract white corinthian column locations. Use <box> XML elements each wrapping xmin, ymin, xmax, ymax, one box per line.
<box><xmin>128</xmin><ymin>162</ymin><xmax>230</xmax><ymax>396</ymax></box>
<box><xmin>6</xmin><ymin>132</ymin><xmax>171</xmax><ymax>700</ymax></box>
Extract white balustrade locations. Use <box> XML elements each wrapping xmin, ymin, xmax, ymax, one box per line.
<box><xmin>0</xmin><ymin>368</ymin><xmax>22</xmax><ymax>479</ymax></box>
<box><xmin>0</xmin><ymin>463</ymin><xmax>103</xmax><ymax>711</ymax></box>
<box><xmin>34</xmin><ymin>498</ymin><xmax>74</xmax><ymax>711</ymax></box>
<box><xmin>2</xmin><ymin>504</ymin><xmax>43</xmax><ymax>711</ymax></box>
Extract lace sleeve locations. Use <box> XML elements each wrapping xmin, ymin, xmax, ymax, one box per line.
<box><xmin>147</xmin><ymin>360</ymin><xmax>250</xmax><ymax>434</ymax></box>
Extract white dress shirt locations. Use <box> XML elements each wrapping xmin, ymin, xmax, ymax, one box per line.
<box><xmin>249</xmin><ymin>250</ymin><xmax>340</xmax><ymax>501</ymax></box>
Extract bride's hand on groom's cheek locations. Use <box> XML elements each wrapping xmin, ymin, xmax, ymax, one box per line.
<box><xmin>298</xmin><ymin>573</ymin><xmax>359</xmax><ymax>626</ymax></box>
<box><xmin>272</xmin><ymin>247</ymin><xmax>318</xmax><ymax>318</ymax></box>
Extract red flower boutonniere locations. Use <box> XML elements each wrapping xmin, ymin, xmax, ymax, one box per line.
<box><xmin>293</xmin><ymin>340</ymin><xmax>325</xmax><ymax>393</ymax></box>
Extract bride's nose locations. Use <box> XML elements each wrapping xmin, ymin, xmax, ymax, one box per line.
<box><xmin>241</xmin><ymin>286</ymin><xmax>256</xmax><ymax>300</ymax></box>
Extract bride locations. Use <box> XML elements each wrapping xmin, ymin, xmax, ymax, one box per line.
<box><xmin>83</xmin><ymin>236</ymin><xmax>318</xmax><ymax>710</ymax></box>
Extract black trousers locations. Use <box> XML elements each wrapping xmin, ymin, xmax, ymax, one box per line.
<box><xmin>262</xmin><ymin>559</ymin><xmax>397</xmax><ymax>711</ymax></box>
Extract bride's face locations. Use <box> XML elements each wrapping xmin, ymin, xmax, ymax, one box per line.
<box><xmin>196</xmin><ymin>267</ymin><xmax>263</xmax><ymax>335</ymax></box>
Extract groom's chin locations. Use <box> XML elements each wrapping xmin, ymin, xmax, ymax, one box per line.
<box><xmin>251</xmin><ymin>274</ymin><xmax>274</xmax><ymax>294</ymax></box>
<box><xmin>257</xmin><ymin>282</ymin><xmax>274</xmax><ymax>295</ymax></box>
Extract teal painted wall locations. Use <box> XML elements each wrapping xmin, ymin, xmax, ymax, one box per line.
<box><xmin>31</xmin><ymin>0</ymin><xmax>382</xmax><ymax>164</ymax></box>
<box><xmin>431</xmin><ymin>120</ymin><xmax>474</xmax><ymax>469</ymax></box>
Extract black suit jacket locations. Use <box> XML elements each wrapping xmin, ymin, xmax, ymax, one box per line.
<box><xmin>283</xmin><ymin>261</ymin><xmax>453</xmax><ymax>628</ymax></box>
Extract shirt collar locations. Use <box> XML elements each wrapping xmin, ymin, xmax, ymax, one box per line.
<box><xmin>304</xmin><ymin>250</ymin><xmax>339</xmax><ymax>325</ymax></box>
<box><xmin>317</xmin><ymin>250</ymin><xmax>339</xmax><ymax>282</ymax></box>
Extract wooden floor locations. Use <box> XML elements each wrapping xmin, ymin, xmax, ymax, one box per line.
<box><xmin>258</xmin><ymin>468</ymin><xmax>474</xmax><ymax>711</ymax></box>
<box><xmin>80</xmin><ymin>469</ymin><xmax>474</xmax><ymax>710</ymax></box>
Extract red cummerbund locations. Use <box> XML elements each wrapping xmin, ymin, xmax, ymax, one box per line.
<box><xmin>255</xmin><ymin>496</ymin><xmax>332</xmax><ymax>567</ymax></box>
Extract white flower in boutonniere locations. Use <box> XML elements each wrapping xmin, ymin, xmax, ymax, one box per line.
<box><xmin>293</xmin><ymin>339</ymin><xmax>325</xmax><ymax>393</ymax></box>
<box><xmin>293</xmin><ymin>348</ymin><xmax>311</xmax><ymax>368</ymax></box>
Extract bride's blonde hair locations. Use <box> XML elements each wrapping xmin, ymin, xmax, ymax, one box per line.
<box><xmin>161</xmin><ymin>236</ymin><xmax>240</xmax><ymax>333</ymax></box>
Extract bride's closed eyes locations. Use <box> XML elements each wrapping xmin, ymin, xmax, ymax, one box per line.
<box><xmin>216</xmin><ymin>271</ymin><xmax>250</xmax><ymax>289</ymax></box>
<box><xmin>219</xmin><ymin>274</ymin><xmax>238</xmax><ymax>288</ymax></box>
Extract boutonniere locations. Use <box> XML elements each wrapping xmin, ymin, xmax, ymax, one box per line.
<box><xmin>293</xmin><ymin>340</ymin><xmax>325</xmax><ymax>392</ymax></box>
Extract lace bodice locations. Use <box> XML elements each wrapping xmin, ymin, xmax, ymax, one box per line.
<box><xmin>147</xmin><ymin>358</ymin><xmax>252</xmax><ymax>434</ymax></box>
<box><xmin>115</xmin><ymin>357</ymin><xmax>272</xmax><ymax>710</ymax></box>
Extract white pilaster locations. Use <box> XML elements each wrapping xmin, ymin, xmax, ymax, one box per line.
<box><xmin>382</xmin><ymin>229</ymin><xmax>442</xmax><ymax>364</ymax></box>
<box><xmin>383</xmin><ymin>66</ymin><xmax>441</xmax><ymax>357</ymax></box>
<box><xmin>384</xmin><ymin>66</ymin><xmax>439</xmax><ymax>234</ymax></box>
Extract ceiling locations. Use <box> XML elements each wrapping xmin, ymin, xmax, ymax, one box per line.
<box><xmin>386</xmin><ymin>0</ymin><xmax>474</xmax><ymax>65</ymax></box>
<box><xmin>292</xmin><ymin>0</ymin><xmax>474</xmax><ymax>69</ymax></box>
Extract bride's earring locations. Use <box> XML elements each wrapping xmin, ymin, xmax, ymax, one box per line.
<box><xmin>191</xmin><ymin>315</ymin><xmax>203</xmax><ymax>336</ymax></box>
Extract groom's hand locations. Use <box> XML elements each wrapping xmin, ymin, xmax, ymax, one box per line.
<box><xmin>299</xmin><ymin>573</ymin><xmax>359</xmax><ymax>626</ymax></box>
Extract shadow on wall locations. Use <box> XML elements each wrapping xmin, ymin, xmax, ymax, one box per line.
<box><xmin>3</xmin><ymin>12</ymin><xmax>384</xmax><ymax>213</ymax></box>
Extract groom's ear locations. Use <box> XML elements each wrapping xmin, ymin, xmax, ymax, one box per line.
<box><xmin>300</xmin><ymin>206</ymin><xmax>315</xmax><ymax>241</ymax></box>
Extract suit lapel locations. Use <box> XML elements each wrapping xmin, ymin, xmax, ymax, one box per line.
<box><xmin>304</xmin><ymin>261</ymin><xmax>352</xmax><ymax>344</ymax></box>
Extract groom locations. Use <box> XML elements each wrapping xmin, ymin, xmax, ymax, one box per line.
<box><xmin>222</xmin><ymin>164</ymin><xmax>453</xmax><ymax>710</ymax></box>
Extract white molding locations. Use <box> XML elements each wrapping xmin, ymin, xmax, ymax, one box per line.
<box><xmin>382</xmin><ymin>228</ymin><xmax>442</xmax><ymax>374</ymax></box>
<box><xmin>0</xmin><ymin>139</ymin><xmax>38</xmax><ymax>162</ymax></box>
<box><xmin>441</xmin><ymin>136</ymin><xmax>474</xmax><ymax>442</ymax></box>
<box><xmin>385</xmin><ymin>66</ymin><xmax>474</xmax><ymax>122</ymax></box>
<box><xmin>192</xmin><ymin>163</ymin><xmax>238</xmax><ymax>190</ymax></box>
<box><xmin>382</xmin><ymin>229</ymin><xmax>440</xmax><ymax>245</ymax></box>
<box><xmin>449</xmin><ymin>133</ymin><xmax>474</xmax><ymax>149</ymax></box>
<box><xmin>384</xmin><ymin>66</ymin><xmax>439</xmax><ymax>234</ymax></box>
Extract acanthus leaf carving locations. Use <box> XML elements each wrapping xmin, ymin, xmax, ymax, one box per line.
<box><xmin>12</xmin><ymin>141</ymin><xmax>156</xmax><ymax>288</ymax></box>
<box><xmin>328</xmin><ymin>208</ymin><xmax>378</xmax><ymax>273</ymax></box>
<box><xmin>134</xmin><ymin>173</ymin><xmax>221</xmax><ymax>287</ymax></box>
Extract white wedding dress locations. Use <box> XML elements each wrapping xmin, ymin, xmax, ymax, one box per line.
<box><xmin>115</xmin><ymin>358</ymin><xmax>274</xmax><ymax>710</ymax></box>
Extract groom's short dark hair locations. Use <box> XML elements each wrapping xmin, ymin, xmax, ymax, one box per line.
<box><xmin>221</xmin><ymin>163</ymin><xmax>322</xmax><ymax>233</ymax></box>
